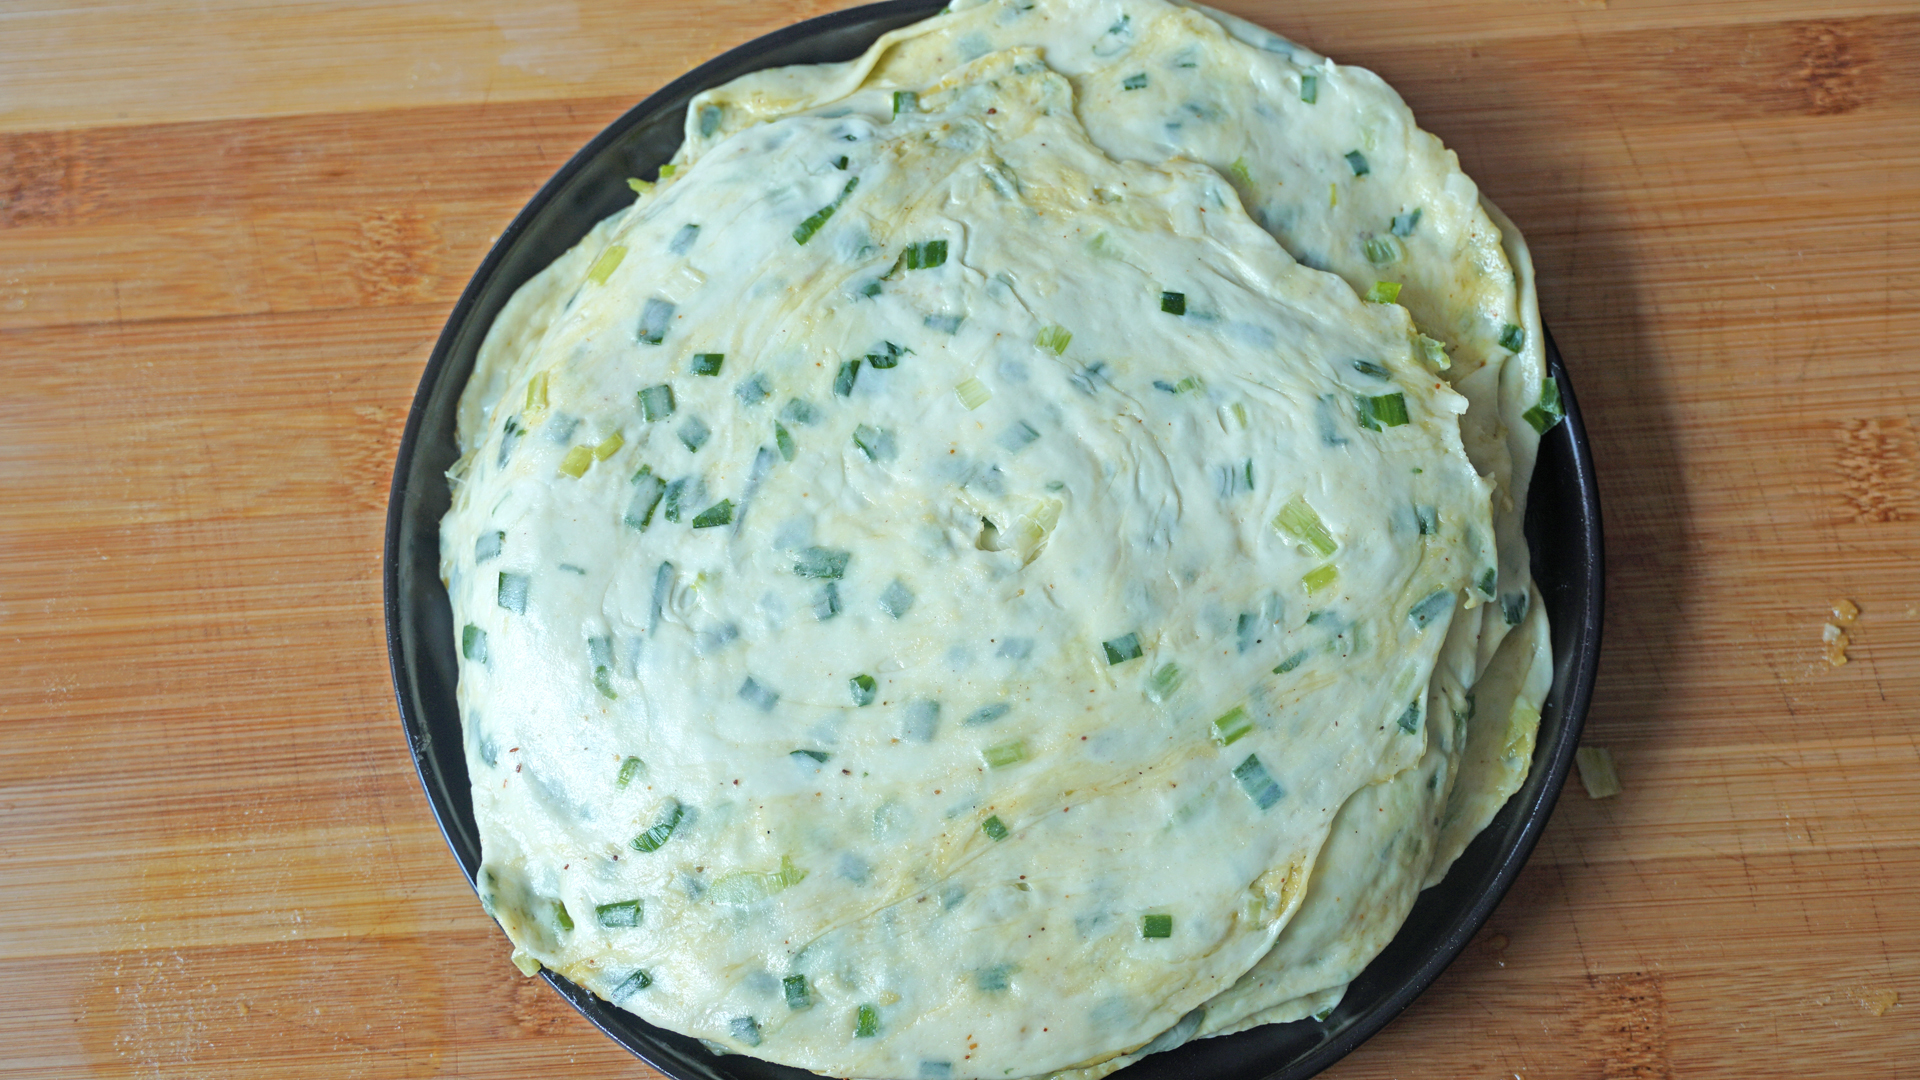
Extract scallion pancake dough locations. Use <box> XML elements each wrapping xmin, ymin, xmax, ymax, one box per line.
<box><xmin>442</xmin><ymin>48</ymin><xmax>1509</xmax><ymax>1079</ymax></box>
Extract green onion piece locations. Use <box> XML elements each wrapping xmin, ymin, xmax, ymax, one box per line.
<box><xmin>1212</xmin><ymin>705</ymin><xmax>1254</xmax><ymax>746</ymax></box>
<box><xmin>551</xmin><ymin>900</ymin><xmax>574</xmax><ymax>932</ymax></box>
<box><xmin>1345</xmin><ymin>150</ymin><xmax>1370</xmax><ymax>176</ymax></box>
<box><xmin>697</xmin><ymin>103</ymin><xmax>723</xmax><ymax>137</ymax></box>
<box><xmin>739</xmin><ymin>677</ymin><xmax>778</xmax><ymax>711</ymax></box>
<box><xmin>637</xmin><ymin>298</ymin><xmax>675</xmax><ymax>345</ymax></box>
<box><xmin>593</xmin><ymin>432</ymin><xmax>625</xmax><ymax>461</ymax></box>
<box><xmin>964</xmin><ymin>703</ymin><xmax>1011</xmax><ymax>726</ymax></box>
<box><xmin>1409</xmin><ymin>590</ymin><xmax>1452</xmax><ymax>629</ymax></box>
<box><xmin>784</xmin><ymin>974</ymin><xmax>812</xmax><ymax>1010</ymax></box>
<box><xmin>587</xmin><ymin>244</ymin><xmax>628</xmax><ymax>285</ymax></box>
<box><xmin>1390</xmin><ymin>208</ymin><xmax>1423</xmax><ymax>237</ymax></box>
<box><xmin>690</xmin><ymin>353</ymin><xmax>724</xmax><ymax>377</ymax></box>
<box><xmin>612</xmin><ymin>969</ymin><xmax>652</xmax><ymax>998</ymax></box>
<box><xmin>924</xmin><ymin>312</ymin><xmax>964</xmax><ymax>334</ymax></box>
<box><xmin>691</xmin><ymin>499</ymin><xmax>733</xmax><ymax>528</ymax></box>
<box><xmin>892</xmin><ymin>90</ymin><xmax>919</xmax><ymax>117</ymax></box>
<box><xmin>710</xmin><ymin>856</ymin><xmax>808</xmax><ymax>907</ymax></box>
<box><xmin>1146</xmin><ymin>662</ymin><xmax>1182</xmax><ymax>702</ymax></box>
<box><xmin>1273</xmin><ymin>495</ymin><xmax>1338</xmax><ymax>556</ymax></box>
<box><xmin>791</xmin><ymin>749</ymin><xmax>830</xmax><ymax>764</ymax></box>
<box><xmin>1502</xmin><ymin>591</ymin><xmax>1530</xmax><ymax>626</ymax></box>
<box><xmin>596</xmin><ymin>899</ymin><xmax>644</xmax><ymax>928</ymax></box>
<box><xmin>850</xmin><ymin>673</ymin><xmax>877</xmax><ymax>706</ymax></box>
<box><xmin>1417</xmin><ymin>334</ymin><xmax>1451</xmax><ymax>369</ymax></box>
<box><xmin>1397</xmin><ymin>698</ymin><xmax>1422</xmax><ymax>734</ymax></box>
<box><xmin>1175</xmin><ymin>375</ymin><xmax>1204</xmax><ymax>393</ymax></box>
<box><xmin>1575</xmin><ymin>746</ymin><xmax>1623</xmax><ymax>799</ymax></box>
<box><xmin>631</xmin><ymin>800</ymin><xmax>684</xmax><ymax>852</ymax></box>
<box><xmin>1416</xmin><ymin>504</ymin><xmax>1438</xmax><ymax>535</ymax></box>
<box><xmin>1523</xmin><ymin>377</ymin><xmax>1565</xmax><ymax>433</ymax></box>
<box><xmin>615</xmin><ymin>756</ymin><xmax>644</xmax><ymax>789</ymax></box>
<box><xmin>593</xmin><ymin>664</ymin><xmax>618</xmax><ymax>700</ymax></box>
<box><xmin>1140</xmin><ymin>913</ymin><xmax>1173</xmax><ymax>939</ymax></box>
<box><xmin>1122</xmin><ymin>72</ymin><xmax>1148</xmax><ymax>90</ymax></box>
<box><xmin>955</xmin><ymin>377</ymin><xmax>992</xmax><ymax>410</ymax></box>
<box><xmin>834</xmin><ymin>360</ymin><xmax>861</xmax><ymax>397</ymax></box>
<box><xmin>497</xmin><ymin>572</ymin><xmax>530</xmax><ymax>614</ymax></box>
<box><xmin>1300</xmin><ymin>73</ymin><xmax>1318</xmax><ymax>103</ymax></box>
<box><xmin>525</xmin><ymin>371</ymin><xmax>549</xmax><ymax>412</ymax></box>
<box><xmin>780</xmin><ymin>397</ymin><xmax>818</xmax><ymax>425</ymax></box>
<box><xmin>669</xmin><ymin>223</ymin><xmax>700</xmax><ymax>254</ymax></box>
<box><xmin>812</xmin><ymin>582</ymin><xmax>841</xmax><ymax>621</ymax></box>
<box><xmin>865</xmin><ymin>340</ymin><xmax>909</xmax><ymax>368</ymax></box>
<box><xmin>981</xmin><ymin>739</ymin><xmax>1028</xmax><ymax>769</ymax></box>
<box><xmin>1160</xmin><ymin>291</ymin><xmax>1186</xmax><ymax>315</ymax></box>
<box><xmin>1362</xmin><ymin>280</ymin><xmax>1401</xmax><ymax>304</ymax></box>
<box><xmin>736</xmin><ymin>374</ymin><xmax>770</xmax><ymax>406</ymax></box>
<box><xmin>661</xmin><ymin>478</ymin><xmax>690</xmax><ymax>521</ymax></box>
<box><xmin>678</xmin><ymin>417</ymin><xmax>710</xmax><ymax>453</ymax></box>
<box><xmin>626</xmin><ymin>177</ymin><xmax>653</xmax><ymax>194</ymax></box>
<box><xmin>625</xmin><ymin>467</ymin><xmax>666</xmax><ymax>530</ymax></box>
<box><xmin>1313</xmin><ymin>1006</ymin><xmax>1333</xmax><ymax>1022</ymax></box>
<box><xmin>1479</xmin><ymin>568</ymin><xmax>1498</xmax><ymax>598</ymax></box>
<box><xmin>834</xmin><ymin>155</ymin><xmax>849</xmax><ymax>169</ymax></box>
<box><xmin>1301</xmin><ymin>563</ymin><xmax>1339</xmax><ymax>596</ymax></box>
<box><xmin>856</xmin><ymin>1004</ymin><xmax>880</xmax><ymax>1038</ymax></box>
<box><xmin>1233</xmin><ymin>754</ymin><xmax>1284</xmax><ymax>810</ymax></box>
<box><xmin>1355</xmin><ymin>392</ymin><xmax>1410</xmax><ymax>430</ymax></box>
<box><xmin>879</xmin><ymin>579</ymin><xmax>915</xmax><ymax>619</ymax></box>
<box><xmin>475</xmin><ymin>530</ymin><xmax>504</xmax><ymax>563</ymax></box>
<box><xmin>1273</xmin><ymin>649</ymin><xmax>1309</xmax><ymax>675</ymax></box>
<box><xmin>1499</xmin><ymin>323</ymin><xmax>1527</xmax><ymax>353</ymax></box>
<box><xmin>793</xmin><ymin>177</ymin><xmax>859</xmax><ymax>245</ymax></box>
<box><xmin>1352</xmin><ymin>359</ymin><xmax>1391</xmax><ymax>379</ymax></box>
<box><xmin>1103</xmin><ymin>632</ymin><xmax>1143</xmax><ymax>665</ymax></box>
<box><xmin>731</xmin><ymin>1016</ymin><xmax>762</xmax><ymax>1047</ymax></box>
<box><xmin>852</xmin><ymin>424</ymin><xmax>895</xmax><ymax>461</ymax></box>
<box><xmin>774</xmin><ymin>422</ymin><xmax>796</xmax><ymax>461</ymax></box>
<box><xmin>638</xmin><ymin>383</ymin><xmax>675</xmax><ymax>421</ymax></box>
<box><xmin>657</xmin><ymin>164</ymin><xmax>678</xmax><ymax>178</ymax></box>
<box><xmin>794</xmin><ymin>546</ymin><xmax>850</xmax><ymax>579</ymax></box>
<box><xmin>461</xmin><ymin>624</ymin><xmax>487</xmax><ymax>662</ymax></box>
<box><xmin>558</xmin><ymin>445</ymin><xmax>594</xmax><ymax>478</ymax></box>
<box><xmin>1363</xmin><ymin>235</ymin><xmax>1402</xmax><ymax>265</ymax></box>
<box><xmin>1034</xmin><ymin>324</ymin><xmax>1072</xmax><ymax>355</ymax></box>
<box><xmin>1229</xmin><ymin>156</ymin><xmax>1253</xmax><ymax>187</ymax></box>
<box><xmin>999</xmin><ymin>420</ymin><xmax>1040</xmax><ymax>452</ymax></box>
<box><xmin>981</xmin><ymin>815</ymin><xmax>1010</xmax><ymax>841</ymax></box>
<box><xmin>902</xmin><ymin>239</ymin><xmax>948</xmax><ymax>269</ymax></box>
<box><xmin>975</xmin><ymin>964</ymin><xmax>1015</xmax><ymax>992</ymax></box>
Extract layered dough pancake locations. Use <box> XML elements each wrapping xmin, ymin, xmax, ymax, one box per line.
<box><xmin>442</xmin><ymin>2</ymin><xmax>1559</xmax><ymax>1076</ymax></box>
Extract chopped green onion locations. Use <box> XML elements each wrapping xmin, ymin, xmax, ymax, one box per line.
<box><xmin>1212</xmin><ymin>705</ymin><xmax>1254</xmax><ymax>746</ymax></box>
<box><xmin>780</xmin><ymin>398</ymin><xmax>819</xmax><ymax>426</ymax></box>
<box><xmin>1345</xmin><ymin>150</ymin><xmax>1370</xmax><ymax>176</ymax></box>
<box><xmin>625</xmin><ymin>466</ymin><xmax>666</xmax><ymax>530</ymax></box>
<box><xmin>1363</xmin><ymin>235</ymin><xmax>1402</xmax><ymax>265</ymax></box>
<box><xmin>856</xmin><ymin>1004</ymin><xmax>880</xmax><ymax>1038</ymax></box>
<box><xmin>791</xmin><ymin>749</ymin><xmax>830</xmax><ymax>764</ymax></box>
<box><xmin>592</xmin><ymin>432</ymin><xmax>625</xmax><ymax>461</ymax></box>
<box><xmin>1523</xmin><ymin>377</ymin><xmax>1565</xmax><ymax>433</ymax></box>
<box><xmin>1409</xmin><ymin>590</ymin><xmax>1452</xmax><ymax>629</ymax></box>
<box><xmin>1397</xmin><ymin>698</ymin><xmax>1422</xmax><ymax>734</ymax></box>
<box><xmin>596</xmin><ymin>899</ymin><xmax>644</xmax><ymax>928</ymax></box>
<box><xmin>879</xmin><ymin>579</ymin><xmax>915</xmax><ymax>619</ymax></box>
<box><xmin>1122</xmin><ymin>72</ymin><xmax>1148</xmax><ymax>90</ymax></box>
<box><xmin>833</xmin><ymin>360</ymin><xmax>862</xmax><ymax>398</ymax></box>
<box><xmin>669</xmin><ymin>223</ymin><xmax>700</xmax><ymax>254</ymax></box>
<box><xmin>612</xmin><ymin>969</ymin><xmax>652</xmax><ymax>999</ymax></box>
<box><xmin>981</xmin><ymin>815</ymin><xmax>1009</xmax><ymax>841</ymax></box>
<box><xmin>475</xmin><ymin>530</ymin><xmax>504</xmax><ymax>563</ymax></box>
<box><xmin>955</xmin><ymin>377</ymin><xmax>992</xmax><ymax>410</ymax></box>
<box><xmin>853</xmin><ymin>424</ymin><xmax>895</xmax><ymax>461</ymax></box>
<box><xmin>964</xmin><ymin>703</ymin><xmax>1011</xmax><ymax>726</ymax></box>
<box><xmin>1146</xmin><ymin>662</ymin><xmax>1182</xmax><ymax>702</ymax></box>
<box><xmin>1233</xmin><ymin>754</ymin><xmax>1284</xmax><ymax>810</ymax></box>
<box><xmin>1301</xmin><ymin>563</ymin><xmax>1339</xmax><ymax>596</ymax></box>
<box><xmin>739</xmin><ymin>676</ymin><xmax>778</xmax><ymax>711</ymax></box>
<box><xmin>794</xmin><ymin>547</ymin><xmax>850</xmax><ymax>580</ymax></box>
<box><xmin>1417</xmin><ymin>334</ymin><xmax>1450</xmax><ymax>369</ymax></box>
<box><xmin>615</xmin><ymin>756</ymin><xmax>644</xmax><ymax>789</ymax></box>
<box><xmin>1352</xmin><ymin>359</ymin><xmax>1391</xmax><ymax>379</ymax></box>
<box><xmin>658</xmin><ymin>164</ymin><xmax>678</xmax><ymax>178</ymax></box>
<box><xmin>587</xmin><ymin>244</ymin><xmax>628</xmax><ymax>285</ymax></box>
<box><xmin>1228</xmin><ymin>156</ymin><xmax>1254</xmax><ymax>187</ymax></box>
<box><xmin>497</xmin><ymin>572</ymin><xmax>529</xmax><ymax>614</ymax></box>
<box><xmin>1140</xmin><ymin>913</ymin><xmax>1173</xmax><ymax>939</ymax></box>
<box><xmin>525</xmin><ymin>371</ymin><xmax>549</xmax><ymax>413</ymax></box>
<box><xmin>774</xmin><ymin>422</ymin><xmax>796</xmax><ymax>461</ymax></box>
<box><xmin>593</xmin><ymin>665</ymin><xmax>617</xmax><ymax>700</ymax></box>
<box><xmin>900</xmin><ymin>699</ymin><xmax>935</xmax><ymax>742</ymax></box>
<box><xmin>892</xmin><ymin>90</ymin><xmax>918</xmax><ymax>117</ymax></box>
<box><xmin>730</xmin><ymin>1016</ymin><xmax>762</xmax><ymax>1047</ymax></box>
<box><xmin>1273</xmin><ymin>649</ymin><xmax>1309</xmax><ymax>675</ymax></box>
<box><xmin>784</xmin><ymin>974</ymin><xmax>812</xmax><ymax>1010</ymax></box>
<box><xmin>735</xmin><ymin>374</ymin><xmax>770</xmax><ymax>406</ymax></box>
<box><xmin>834</xmin><ymin>155</ymin><xmax>848</xmax><ymax>169</ymax></box>
<box><xmin>1391</xmin><ymin>208</ymin><xmax>1423</xmax><ymax>237</ymax></box>
<box><xmin>1034</xmin><ymin>324</ymin><xmax>1073</xmax><ymax>355</ymax></box>
<box><xmin>1502</xmin><ymin>591</ymin><xmax>1529</xmax><ymax>626</ymax></box>
<box><xmin>661</xmin><ymin>478</ymin><xmax>691</xmax><ymax>522</ymax></box>
<box><xmin>1313</xmin><ymin>1006</ymin><xmax>1333</xmax><ymax>1022</ymax></box>
<box><xmin>923</xmin><ymin>312</ymin><xmax>964</xmax><ymax>334</ymax></box>
<box><xmin>793</xmin><ymin>176</ymin><xmax>858</xmax><ymax>245</ymax></box>
<box><xmin>461</xmin><ymin>624</ymin><xmax>487</xmax><ymax>662</ymax></box>
<box><xmin>975</xmin><ymin>963</ymin><xmax>1015</xmax><ymax>992</ymax></box>
<box><xmin>626</xmin><ymin>177</ymin><xmax>653</xmax><ymax>194</ymax></box>
<box><xmin>981</xmin><ymin>739</ymin><xmax>1028</xmax><ymax>769</ymax></box>
<box><xmin>678</xmin><ymin>417</ymin><xmax>710</xmax><ymax>453</ymax></box>
<box><xmin>865</xmin><ymin>341</ymin><xmax>909</xmax><ymax>369</ymax></box>
<box><xmin>1479</xmin><ymin>568</ymin><xmax>1498</xmax><ymax>598</ymax></box>
<box><xmin>1160</xmin><ymin>291</ymin><xmax>1186</xmax><ymax>315</ymax></box>
<box><xmin>999</xmin><ymin>420</ymin><xmax>1040</xmax><ymax>452</ymax></box>
<box><xmin>1575</xmin><ymin>747</ymin><xmax>1623</xmax><ymax>799</ymax></box>
<box><xmin>691</xmin><ymin>499</ymin><xmax>733</xmax><ymax>528</ymax></box>
<box><xmin>551</xmin><ymin>900</ymin><xmax>574</xmax><ymax>932</ymax></box>
<box><xmin>638</xmin><ymin>383</ymin><xmax>675</xmax><ymax>421</ymax></box>
<box><xmin>902</xmin><ymin>239</ymin><xmax>947</xmax><ymax>269</ymax></box>
<box><xmin>850</xmin><ymin>673</ymin><xmax>877</xmax><ymax>706</ymax></box>
<box><xmin>1499</xmin><ymin>323</ymin><xmax>1526</xmax><ymax>353</ymax></box>
<box><xmin>690</xmin><ymin>352</ymin><xmax>724</xmax><ymax>377</ymax></box>
<box><xmin>696</xmin><ymin>104</ymin><xmax>723</xmax><ymax>137</ymax></box>
<box><xmin>1355</xmin><ymin>392</ymin><xmax>1410</xmax><ymax>430</ymax></box>
<box><xmin>631</xmin><ymin>800</ymin><xmax>684</xmax><ymax>852</ymax></box>
<box><xmin>1175</xmin><ymin>375</ymin><xmax>1204</xmax><ymax>393</ymax></box>
<box><xmin>812</xmin><ymin>582</ymin><xmax>841</xmax><ymax>620</ymax></box>
<box><xmin>1362</xmin><ymin>280</ymin><xmax>1401</xmax><ymax>304</ymax></box>
<box><xmin>638</xmin><ymin>298</ymin><xmax>675</xmax><ymax>345</ymax></box>
<box><xmin>1300</xmin><ymin>73</ymin><xmax>1318</xmax><ymax>103</ymax></box>
<box><xmin>1416</xmin><ymin>504</ymin><xmax>1438</xmax><ymax>535</ymax></box>
<box><xmin>1273</xmin><ymin>495</ymin><xmax>1338</xmax><ymax>556</ymax></box>
<box><xmin>1103</xmin><ymin>632</ymin><xmax>1143</xmax><ymax>665</ymax></box>
<box><xmin>558</xmin><ymin>445</ymin><xmax>594</xmax><ymax>478</ymax></box>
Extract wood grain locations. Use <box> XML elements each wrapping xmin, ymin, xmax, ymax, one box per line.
<box><xmin>1</xmin><ymin>1</ymin><xmax>1915</xmax><ymax>1077</ymax></box>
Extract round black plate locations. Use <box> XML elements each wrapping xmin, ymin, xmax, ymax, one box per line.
<box><xmin>384</xmin><ymin>4</ymin><xmax>1604</xmax><ymax>1076</ymax></box>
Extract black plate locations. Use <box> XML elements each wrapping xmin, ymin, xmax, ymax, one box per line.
<box><xmin>384</xmin><ymin>3</ymin><xmax>1604</xmax><ymax>1076</ymax></box>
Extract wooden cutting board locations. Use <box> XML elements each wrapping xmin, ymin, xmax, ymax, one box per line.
<box><xmin>2</xmin><ymin>1</ymin><xmax>1914</xmax><ymax>1076</ymax></box>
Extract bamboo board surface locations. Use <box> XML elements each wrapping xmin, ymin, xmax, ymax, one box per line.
<box><xmin>2</xmin><ymin>0</ymin><xmax>1916</xmax><ymax>1076</ymax></box>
